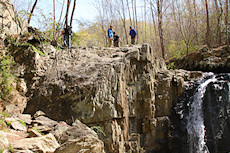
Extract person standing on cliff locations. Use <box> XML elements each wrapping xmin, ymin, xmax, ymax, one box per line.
<box><xmin>129</xmin><ymin>26</ymin><xmax>137</xmax><ymax>45</ymax></box>
<box><xmin>113</xmin><ymin>32</ymin><xmax>121</xmax><ymax>47</ymax></box>
<box><xmin>108</xmin><ymin>25</ymin><xmax>114</xmax><ymax>47</ymax></box>
<box><xmin>62</xmin><ymin>26</ymin><xmax>72</xmax><ymax>49</ymax></box>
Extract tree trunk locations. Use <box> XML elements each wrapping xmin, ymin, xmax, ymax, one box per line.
<box><xmin>204</xmin><ymin>0</ymin><xmax>210</xmax><ymax>47</ymax></box>
<box><xmin>134</xmin><ymin>0</ymin><xmax>138</xmax><ymax>43</ymax></box>
<box><xmin>193</xmin><ymin>0</ymin><xmax>198</xmax><ymax>45</ymax></box>
<box><xmin>157</xmin><ymin>0</ymin><xmax>165</xmax><ymax>59</ymax></box>
<box><xmin>28</xmin><ymin>0</ymin><xmax>38</xmax><ymax>24</ymax></box>
<box><xmin>132</xmin><ymin>0</ymin><xmax>135</xmax><ymax>27</ymax></box>
<box><xmin>53</xmin><ymin>0</ymin><xmax>56</xmax><ymax>41</ymax></box>
<box><xmin>226</xmin><ymin>0</ymin><xmax>229</xmax><ymax>47</ymax></box>
<box><xmin>214</xmin><ymin>0</ymin><xmax>222</xmax><ymax>46</ymax></box>
<box><xmin>70</xmin><ymin>0</ymin><xmax>77</xmax><ymax>27</ymax></box>
<box><xmin>150</xmin><ymin>1</ymin><xmax>157</xmax><ymax>45</ymax></box>
<box><xmin>65</xmin><ymin>0</ymin><xmax>70</xmax><ymax>27</ymax></box>
<box><xmin>121</xmin><ymin>0</ymin><xmax>129</xmax><ymax>44</ymax></box>
<box><xmin>126</xmin><ymin>0</ymin><xmax>132</xmax><ymax>27</ymax></box>
<box><xmin>144</xmin><ymin>0</ymin><xmax>147</xmax><ymax>42</ymax></box>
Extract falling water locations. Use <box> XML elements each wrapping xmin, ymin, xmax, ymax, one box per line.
<box><xmin>187</xmin><ymin>75</ymin><xmax>217</xmax><ymax>153</ymax></box>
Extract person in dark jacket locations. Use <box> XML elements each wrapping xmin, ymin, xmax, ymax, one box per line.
<box><xmin>129</xmin><ymin>26</ymin><xmax>137</xmax><ymax>45</ymax></box>
<box><xmin>62</xmin><ymin>26</ymin><xmax>72</xmax><ymax>49</ymax></box>
<box><xmin>113</xmin><ymin>32</ymin><xmax>120</xmax><ymax>47</ymax></box>
<box><xmin>108</xmin><ymin>25</ymin><xmax>114</xmax><ymax>47</ymax></box>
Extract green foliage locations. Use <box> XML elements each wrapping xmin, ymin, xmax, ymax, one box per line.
<box><xmin>72</xmin><ymin>32</ymin><xmax>81</xmax><ymax>46</ymax></box>
<box><xmin>27</xmin><ymin>43</ymin><xmax>45</xmax><ymax>56</ymax></box>
<box><xmin>19</xmin><ymin>120</ymin><xmax>27</xmax><ymax>127</ymax></box>
<box><xmin>0</xmin><ymin>111</ymin><xmax>10</xmax><ymax>118</ymax></box>
<box><xmin>167</xmin><ymin>62</ymin><xmax>175</xmax><ymax>70</ymax></box>
<box><xmin>0</xmin><ymin>56</ymin><xmax>14</xmax><ymax>101</ymax></box>
<box><xmin>6</xmin><ymin>36</ymin><xmax>45</xmax><ymax>56</ymax></box>
<box><xmin>7</xmin><ymin>121</ymin><xmax>12</xmax><ymax>127</ymax></box>
<box><xmin>127</xmin><ymin>81</ymin><xmax>133</xmax><ymax>87</ymax></box>
<box><xmin>8</xmin><ymin>144</ymin><xmax>14</xmax><ymax>153</ymax></box>
<box><xmin>31</xmin><ymin>127</ymin><xmax>42</xmax><ymax>135</ymax></box>
<box><xmin>0</xmin><ymin>147</ymin><xmax>4</xmax><ymax>153</ymax></box>
<box><xmin>90</xmin><ymin>126</ymin><xmax>106</xmax><ymax>136</ymax></box>
<box><xmin>0</xmin><ymin>119</ymin><xmax>6</xmax><ymax>130</ymax></box>
<box><xmin>167</xmin><ymin>40</ymin><xmax>198</xmax><ymax>59</ymax></box>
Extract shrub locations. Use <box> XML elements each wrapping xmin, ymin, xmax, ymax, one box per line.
<box><xmin>0</xmin><ymin>56</ymin><xmax>14</xmax><ymax>101</ymax></box>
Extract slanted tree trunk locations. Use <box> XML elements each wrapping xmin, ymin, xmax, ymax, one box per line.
<box><xmin>70</xmin><ymin>0</ymin><xmax>77</xmax><ymax>27</ymax></box>
<box><xmin>28</xmin><ymin>0</ymin><xmax>38</xmax><ymax>24</ymax></box>
<box><xmin>65</xmin><ymin>0</ymin><xmax>70</xmax><ymax>27</ymax></box>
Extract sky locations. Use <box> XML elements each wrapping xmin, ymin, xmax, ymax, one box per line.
<box><xmin>11</xmin><ymin>0</ymin><xmax>97</xmax><ymax>32</ymax></box>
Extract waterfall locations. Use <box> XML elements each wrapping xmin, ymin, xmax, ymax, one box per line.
<box><xmin>172</xmin><ymin>73</ymin><xmax>230</xmax><ymax>153</ymax></box>
<box><xmin>187</xmin><ymin>74</ymin><xmax>217</xmax><ymax>153</ymax></box>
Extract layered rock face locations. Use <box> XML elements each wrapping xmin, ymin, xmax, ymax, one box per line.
<box><xmin>12</xmin><ymin>43</ymin><xmax>202</xmax><ymax>152</ymax></box>
<box><xmin>0</xmin><ymin>0</ymin><xmax>27</xmax><ymax>35</ymax></box>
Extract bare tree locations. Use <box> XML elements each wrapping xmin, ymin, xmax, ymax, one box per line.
<box><xmin>193</xmin><ymin>0</ymin><xmax>198</xmax><ymax>45</ymax></box>
<box><xmin>28</xmin><ymin>0</ymin><xmax>38</xmax><ymax>24</ymax></box>
<box><xmin>65</xmin><ymin>0</ymin><xmax>70</xmax><ymax>27</ymax></box>
<box><xmin>225</xmin><ymin>0</ymin><xmax>229</xmax><ymax>47</ymax></box>
<box><xmin>120</xmin><ymin>0</ymin><xmax>129</xmax><ymax>44</ymax></box>
<box><xmin>204</xmin><ymin>0</ymin><xmax>210</xmax><ymax>47</ymax></box>
<box><xmin>126</xmin><ymin>0</ymin><xmax>132</xmax><ymax>27</ymax></box>
<box><xmin>53</xmin><ymin>0</ymin><xmax>56</xmax><ymax>41</ymax></box>
<box><xmin>70</xmin><ymin>0</ymin><xmax>77</xmax><ymax>27</ymax></box>
<box><xmin>157</xmin><ymin>0</ymin><xmax>165</xmax><ymax>59</ymax></box>
<box><xmin>214</xmin><ymin>0</ymin><xmax>222</xmax><ymax>46</ymax></box>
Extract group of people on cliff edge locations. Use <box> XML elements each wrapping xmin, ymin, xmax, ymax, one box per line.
<box><xmin>108</xmin><ymin>25</ymin><xmax>137</xmax><ymax>47</ymax></box>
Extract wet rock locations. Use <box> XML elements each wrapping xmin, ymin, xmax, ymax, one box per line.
<box><xmin>203</xmin><ymin>74</ymin><xmax>230</xmax><ymax>153</ymax></box>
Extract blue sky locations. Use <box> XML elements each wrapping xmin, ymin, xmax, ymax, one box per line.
<box><xmin>12</xmin><ymin>0</ymin><xmax>97</xmax><ymax>32</ymax></box>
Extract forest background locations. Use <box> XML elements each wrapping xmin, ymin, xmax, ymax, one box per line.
<box><xmin>11</xmin><ymin>0</ymin><xmax>230</xmax><ymax>59</ymax></box>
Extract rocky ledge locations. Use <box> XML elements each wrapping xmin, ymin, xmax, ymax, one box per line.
<box><xmin>169</xmin><ymin>45</ymin><xmax>230</xmax><ymax>73</ymax></box>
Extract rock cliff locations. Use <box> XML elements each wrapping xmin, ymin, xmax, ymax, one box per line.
<box><xmin>11</xmin><ymin>42</ymin><xmax>202</xmax><ymax>152</ymax></box>
<box><xmin>0</xmin><ymin>0</ymin><xmax>27</xmax><ymax>35</ymax></box>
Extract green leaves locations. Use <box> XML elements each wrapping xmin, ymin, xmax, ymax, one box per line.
<box><xmin>0</xmin><ymin>56</ymin><xmax>14</xmax><ymax>101</ymax></box>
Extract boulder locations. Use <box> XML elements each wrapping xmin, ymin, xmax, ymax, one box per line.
<box><xmin>12</xmin><ymin>133</ymin><xmax>60</xmax><ymax>152</ymax></box>
<box><xmin>55</xmin><ymin>119</ymin><xmax>105</xmax><ymax>153</ymax></box>
<box><xmin>55</xmin><ymin>136</ymin><xmax>105</xmax><ymax>153</ymax></box>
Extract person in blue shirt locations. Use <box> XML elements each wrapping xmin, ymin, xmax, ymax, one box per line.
<box><xmin>129</xmin><ymin>26</ymin><xmax>137</xmax><ymax>45</ymax></box>
<box><xmin>108</xmin><ymin>25</ymin><xmax>114</xmax><ymax>47</ymax></box>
